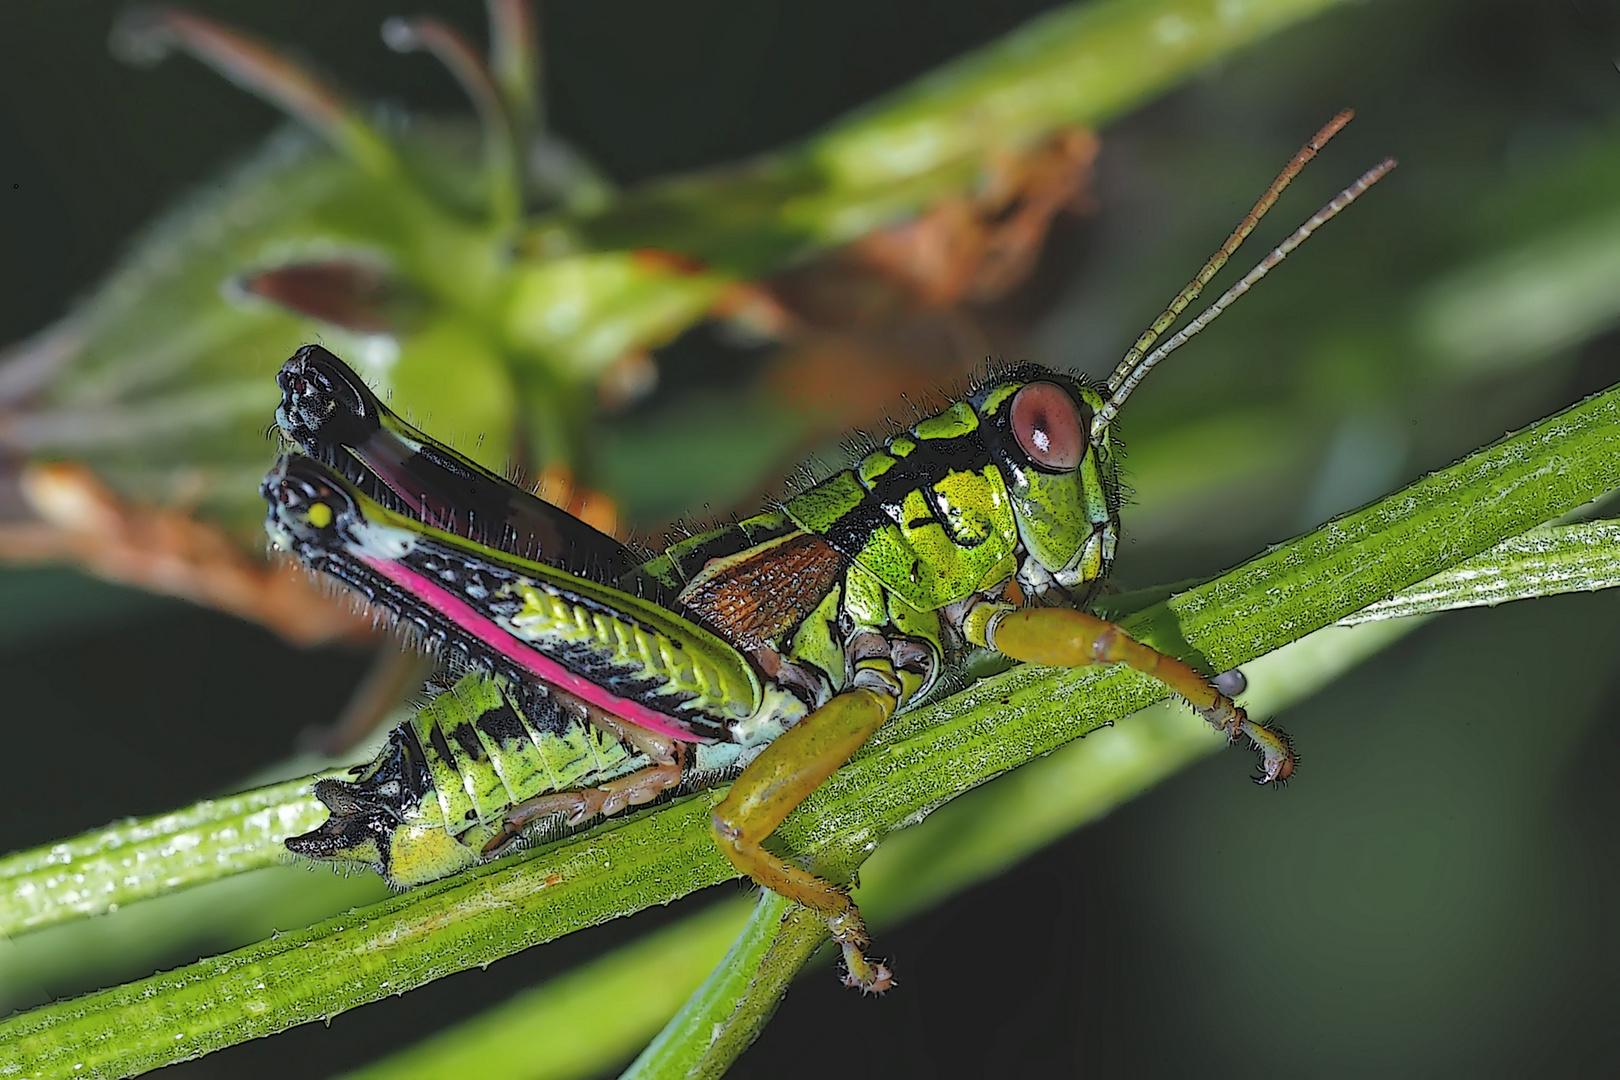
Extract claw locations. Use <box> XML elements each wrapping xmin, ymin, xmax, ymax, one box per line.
<box><xmin>839</xmin><ymin>944</ymin><xmax>896</xmax><ymax>995</ymax></box>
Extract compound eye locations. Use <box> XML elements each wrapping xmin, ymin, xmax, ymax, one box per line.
<box><xmin>1009</xmin><ymin>382</ymin><xmax>1085</xmax><ymax>471</ymax></box>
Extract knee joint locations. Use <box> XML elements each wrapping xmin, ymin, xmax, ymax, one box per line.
<box><xmin>710</xmin><ymin>810</ymin><xmax>744</xmax><ymax>848</ymax></box>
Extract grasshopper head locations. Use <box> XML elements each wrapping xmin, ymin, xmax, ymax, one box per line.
<box><xmin>975</xmin><ymin>369</ymin><xmax>1119</xmax><ymax>600</ymax></box>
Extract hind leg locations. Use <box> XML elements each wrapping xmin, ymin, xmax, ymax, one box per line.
<box><xmin>483</xmin><ymin>755</ymin><xmax>686</xmax><ymax>855</ymax></box>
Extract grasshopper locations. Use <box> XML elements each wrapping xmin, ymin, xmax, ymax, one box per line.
<box><xmin>265</xmin><ymin>113</ymin><xmax>1391</xmax><ymax>991</ymax></box>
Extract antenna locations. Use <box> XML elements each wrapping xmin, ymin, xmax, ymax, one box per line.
<box><xmin>1092</xmin><ymin>112</ymin><xmax>1393</xmax><ymax>437</ymax></box>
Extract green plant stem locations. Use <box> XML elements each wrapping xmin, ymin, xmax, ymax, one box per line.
<box><xmin>0</xmin><ymin>777</ymin><xmax>332</xmax><ymax>937</ymax></box>
<box><xmin>0</xmin><ymin>866</ymin><xmax>389</xmax><ymax>1009</ymax></box>
<box><xmin>349</xmin><ymin>615</ymin><xmax>1420</xmax><ymax>1080</ymax></box>
<box><xmin>1149</xmin><ymin>386</ymin><xmax>1620</xmax><ymax>671</ymax></box>
<box><xmin>4</xmin><ymin>381</ymin><xmax>1617</xmax><ymax>1079</ymax></box>
<box><xmin>564</xmin><ymin>0</ymin><xmax>1351</xmax><ymax>268</ymax></box>
<box><xmin>617</xmin><ymin>892</ymin><xmax>823</xmax><ymax>1080</ymax></box>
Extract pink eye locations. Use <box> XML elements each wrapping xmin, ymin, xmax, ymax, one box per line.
<box><xmin>1010</xmin><ymin>382</ymin><xmax>1085</xmax><ymax>471</ymax></box>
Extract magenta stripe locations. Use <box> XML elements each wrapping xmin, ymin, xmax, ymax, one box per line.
<box><xmin>360</xmin><ymin>555</ymin><xmax>709</xmax><ymax>743</ymax></box>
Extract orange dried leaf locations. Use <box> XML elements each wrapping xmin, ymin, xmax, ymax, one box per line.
<box><xmin>0</xmin><ymin>462</ymin><xmax>374</xmax><ymax>646</ymax></box>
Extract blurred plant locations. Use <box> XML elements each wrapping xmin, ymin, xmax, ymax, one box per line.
<box><xmin>0</xmin><ymin>461</ymin><xmax>370</xmax><ymax>645</ymax></box>
<box><xmin>0</xmin><ymin>0</ymin><xmax>1131</xmax><ymax>765</ymax></box>
<box><xmin>0</xmin><ymin>0</ymin><xmax>1119</xmax><ymax>634</ymax></box>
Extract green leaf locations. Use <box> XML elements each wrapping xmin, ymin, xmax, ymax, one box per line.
<box><xmin>1340</xmin><ymin>521</ymin><xmax>1620</xmax><ymax>624</ymax></box>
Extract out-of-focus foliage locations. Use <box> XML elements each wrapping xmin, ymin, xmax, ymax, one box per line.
<box><xmin>0</xmin><ymin>0</ymin><xmax>1343</xmax><ymax>535</ymax></box>
<box><xmin>2</xmin><ymin>0</ymin><xmax>1620</xmax><ymax>1076</ymax></box>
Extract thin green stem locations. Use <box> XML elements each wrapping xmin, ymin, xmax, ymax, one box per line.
<box><xmin>0</xmin><ymin>777</ymin><xmax>333</xmax><ymax>937</ymax></box>
<box><xmin>617</xmin><ymin>891</ymin><xmax>821</xmax><ymax>1080</ymax></box>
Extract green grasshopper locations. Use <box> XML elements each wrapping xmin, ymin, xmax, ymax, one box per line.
<box><xmin>265</xmin><ymin>112</ymin><xmax>1391</xmax><ymax>992</ymax></box>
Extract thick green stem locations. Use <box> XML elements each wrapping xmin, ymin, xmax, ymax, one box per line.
<box><xmin>4</xmin><ymin>381</ymin><xmax>1617</xmax><ymax>1079</ymax></box>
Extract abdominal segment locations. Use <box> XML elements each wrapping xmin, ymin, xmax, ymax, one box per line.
<box><xmin>285</xmin><ymin>671</ymin><xmax>747</xmax><ymax>887</ymax></box>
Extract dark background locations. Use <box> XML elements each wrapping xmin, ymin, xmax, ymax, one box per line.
<box><xmin>3</xmin><ymin>0</ymin><xmax>1619</xmax><ymax>1076</ymax></box>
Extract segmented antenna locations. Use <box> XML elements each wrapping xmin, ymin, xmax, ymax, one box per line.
<box><xmin>1093</xmin><ymin>157</ymin><xmax>1395</xmax><ymax>436</ymax></box>
<box><xmin>1093</xmin><ymin>111</ymin><xmax>1392</xmax><ymax>437</ymax></box>
<box><xmin>1102</xmin><ymin>111</ymin><xmax>1353</xmax><ymax>397</ymax></box>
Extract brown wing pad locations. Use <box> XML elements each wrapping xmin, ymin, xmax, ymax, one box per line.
<box><xmin>677</xmin><ymin>532</ymin><xmax>847</xmax><ymax>651</ymax></box>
